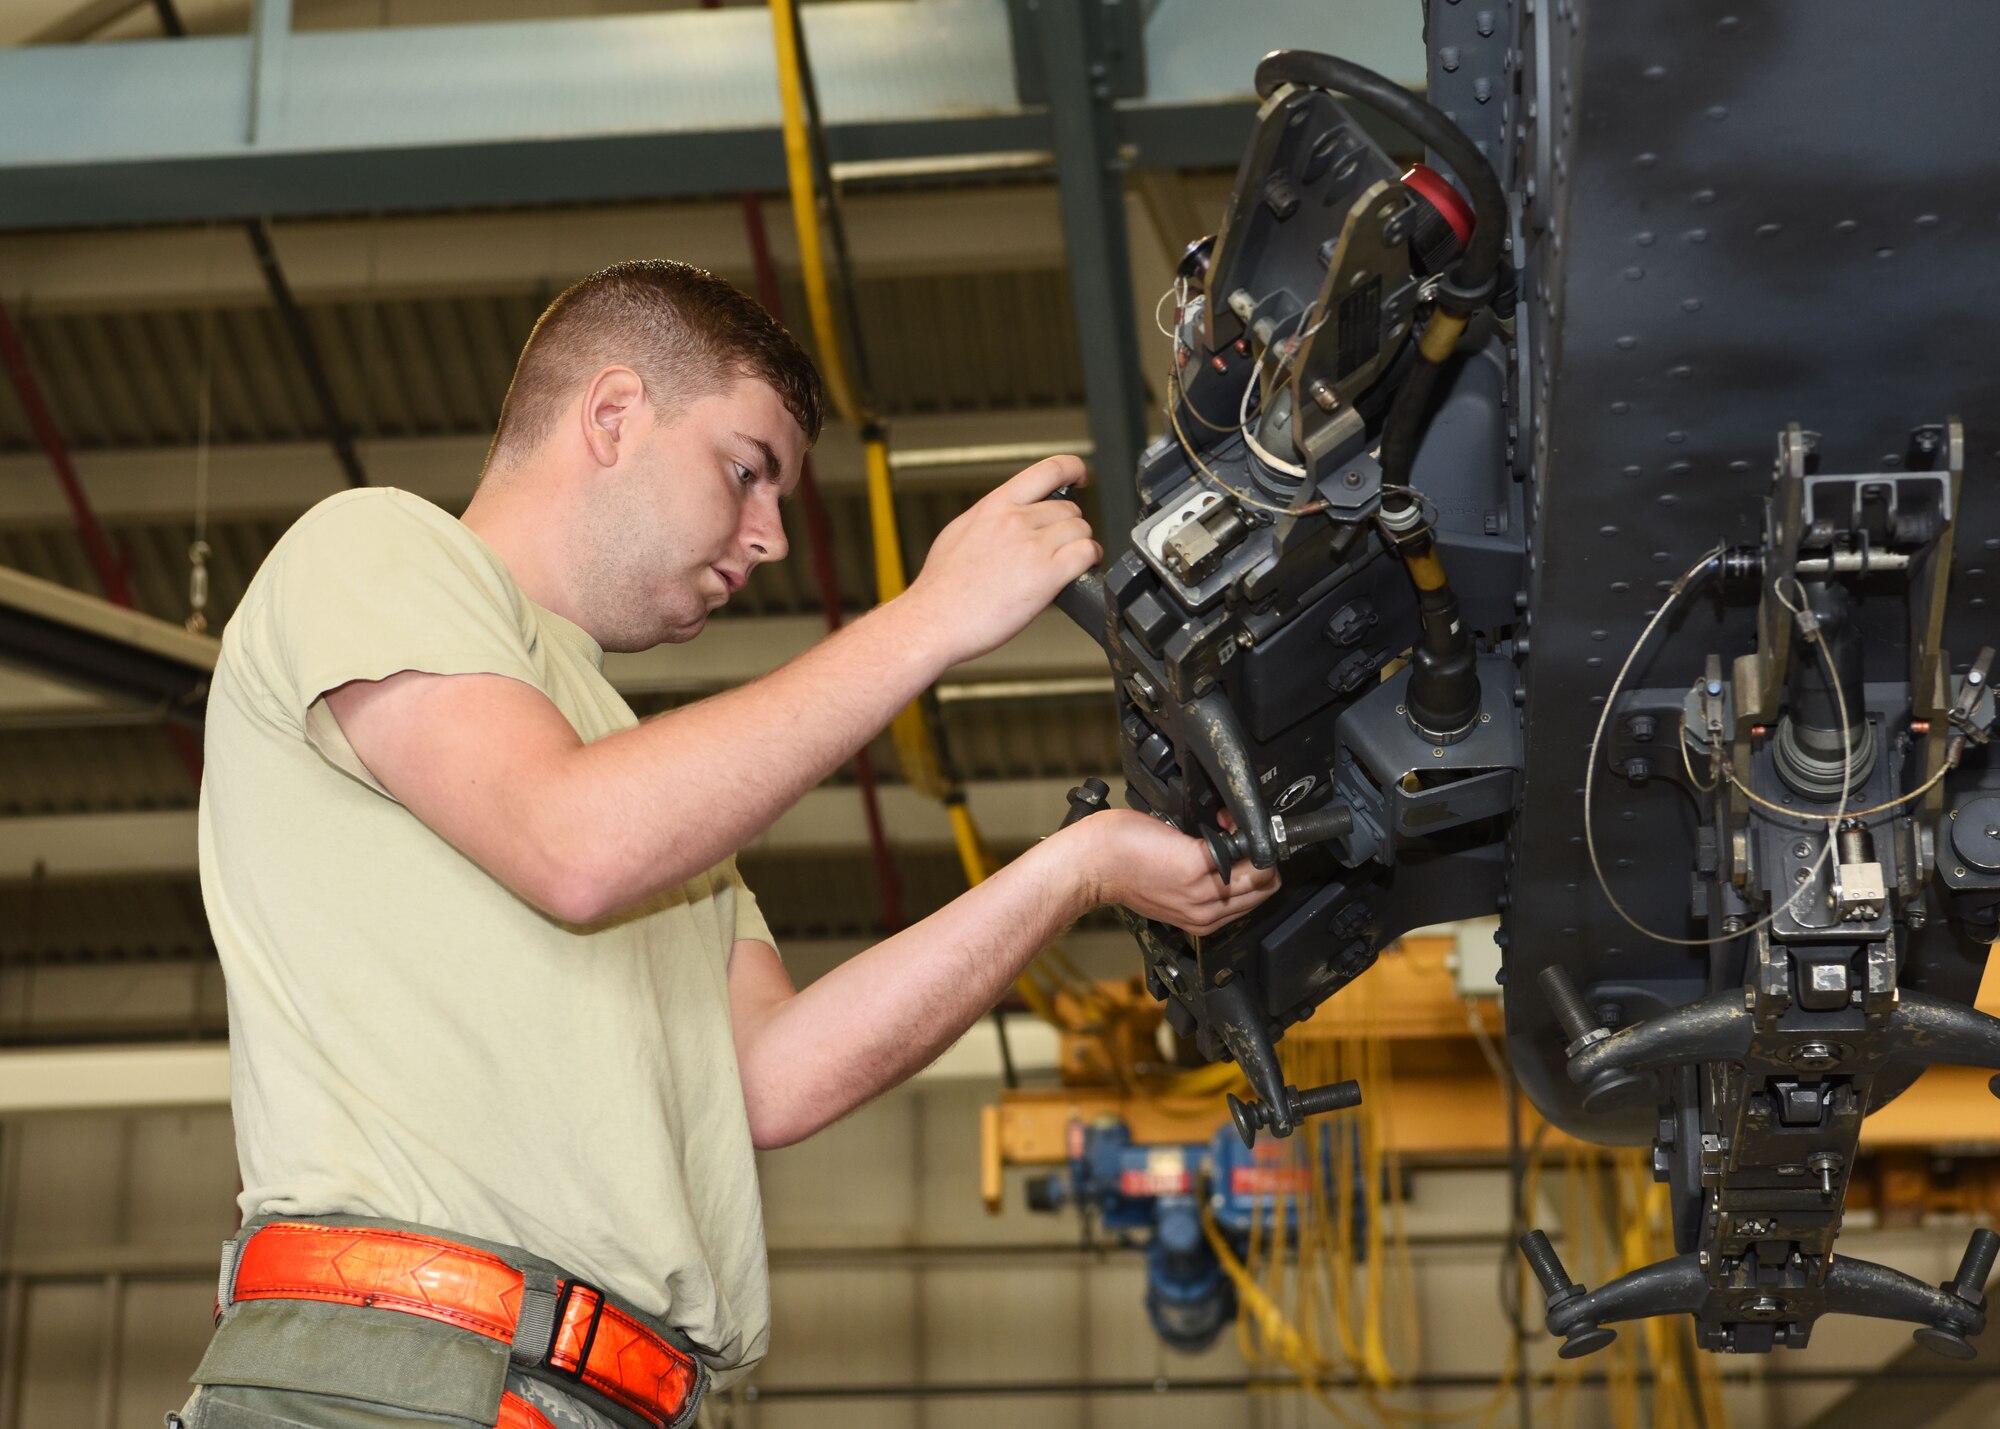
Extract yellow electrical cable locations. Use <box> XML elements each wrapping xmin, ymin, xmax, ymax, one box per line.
<box><xmin>862</xmin><ymin>434</ymin><xmax>953</xmax><ymax>801</ymax></box>
<box><xmin>1202</xmin><ymin>1193</ymin><xmax>1368</xmax><ymax>1426</ymax></box>
<box><xmin>1206</xmin><ymin>1032</ymin><xmax>1529</xmax><ymax>1428</ymax></box>
<box><xmin>768</xmin><ymin>0</ymin><xmax>1120</xmax><ymax>1039</ymax></box>
<box><xmin>774</xmin><ymin>0</ymin><xmax>1341</xmax><ymax>1117</ymax></box>
<box><xmin>767</xmin><ymin>0</ymin><xmax>863</xmax><ymax>427</ymax></box>
<box><xmin>1213</xmin><ymin>1034</ymin><xmax>1526</xmax><ymax>1427</ymax></box>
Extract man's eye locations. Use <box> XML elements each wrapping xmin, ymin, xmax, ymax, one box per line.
<box><xmin>733</xmin><ymin>462</ymin><xmax>756</xmax><ymax>485</ymax></box>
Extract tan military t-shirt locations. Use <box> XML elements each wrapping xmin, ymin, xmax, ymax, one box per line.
<box><xmin>198</xmin><ymin>487</ymin><xmax>775</xmax><ymax>1377</ymax></box>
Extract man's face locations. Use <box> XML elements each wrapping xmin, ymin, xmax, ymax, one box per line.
<box><xmin>582</xmin><ymin>374</ymin><xmax>807</xmax><ymax>651</ymax></box>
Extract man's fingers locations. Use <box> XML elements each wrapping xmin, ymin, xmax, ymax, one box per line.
<box><xmin>1039</xmin><ymin>516</ymin><xmax>1096</xmax><ymax>554</ymax></box>
<box><xmin>1223</xmin><ymin>858</ymin><xmax>1279</xmax><ymax>890</ymax></box>
<box><xmin>1025</xmin><ymin>499</ymin><xmax>1084</xmax><ymax>529</ymax></box>
<box><xmin>1054</xmin><ymin>539</ymin><xmax>1104</xmax><ymax>583</ymax></box>
<box><xmin>1187</xmin><ymin>877</ymin><xmax>1281</xmax><ymax>933</ymax></box>
<box><xmin>1000</xmin><ymin>453</ymin><xmax>1090</xmax><ymax>504</ymax></box>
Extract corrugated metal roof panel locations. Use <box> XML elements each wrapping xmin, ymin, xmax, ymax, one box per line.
<box><xmin>0</xmin><ymin>271</ymin><xmax>1086</xmax><ymax>457</ymax></box>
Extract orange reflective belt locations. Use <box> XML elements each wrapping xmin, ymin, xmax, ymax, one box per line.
<box><xmin>228</xmin><ymin>1221</ymin><xmax>699</xmax><ymax>1429</ymax></box>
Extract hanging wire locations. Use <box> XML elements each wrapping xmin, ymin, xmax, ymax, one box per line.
<box><xmin>186</xmin><ymin>222</ymin><xmax>220</xmax><ymax>634</ymax></box>
<box><xmin>1166</xmin><ymin>378</ymin><xmax>1333</xmax><ymax>519</ymax></box>
<box><xmin>1202</xmin><ymin>1027</ymin><xmax>1543</xmax><ymax>1426</ymax></box>
<box><xmin>1583</xmin><ymin>560</ymin><xmax>1854</xmax><ymax>947</ymax></box>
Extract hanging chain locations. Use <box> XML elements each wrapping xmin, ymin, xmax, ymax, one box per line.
<box><xmin>187</xmin><ymin>224</ymin><xmax>218</xmax><ymax>634</ymax></box>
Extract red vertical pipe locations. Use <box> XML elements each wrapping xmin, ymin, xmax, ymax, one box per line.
<box><xmin>0</xmin><ymin>302</ymin><xmax>203</xmax><ymax>780</ymax></box>
<box><xmin>732</xmin><ymin>174</ymin><xmax>906</xmax><ymax>930</ymax></box>
<box><xmin>710</xmin><ymin>0</ymin><xmax>900</xmax><ymax>927</ymax></box>
<box><xmin>0</xmin><ymin>305</ymin><xmax>134</xmax><ymax>608</ymax></box>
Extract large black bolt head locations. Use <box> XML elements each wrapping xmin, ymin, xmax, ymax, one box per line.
<box><xmin>1914</xmin><ymin>1325</ymin><xmax>1978</xmax><ymax>1361</ymax></box>
<box><xmin>1558</xmin><ymin>1325</ymin><xmax>1618</xmax><ymax>1359</ymax></box>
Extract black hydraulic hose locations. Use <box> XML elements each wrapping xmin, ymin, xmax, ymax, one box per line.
<box><xmin>1253</xmin><ymin>49</ymin><xmax>1506</xmax><ymax>312</ymax></box>
<box><xmin>1376</xmin><ymin>355</ymin><xmax>1447</xmax><ymax>505</ymax></box>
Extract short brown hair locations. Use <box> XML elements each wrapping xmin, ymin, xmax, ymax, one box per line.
<box><xmin>485</xmin><ymin>260</ymin><xmax>825</xmax><ymax>472</ymax></box>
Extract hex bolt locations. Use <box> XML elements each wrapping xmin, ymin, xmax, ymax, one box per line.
<box><xmin>1628</xmin><ymin>714</ymin><xmax>1658</xmax><ymax>743</ymax></box>
<box><xmin>1060</xmin><ymin>778</ymin><xmax>1112</xmax><ymax>830</ymax></box>
<box><xmin>1542</xmin><ymin>966</ymin><xmax>1654</xmax><ymax>1113</ymax></box>
<box><xmin>1916</xmin><ymin>1230</ymin><xmax>1996</xmax><ymax>1360</ymax></box>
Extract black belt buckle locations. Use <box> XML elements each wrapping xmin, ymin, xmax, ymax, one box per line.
<box><xmin>545</xmin><ymin>1277</ymin><xmax>607</xmax><ymax>1383</ymax></box>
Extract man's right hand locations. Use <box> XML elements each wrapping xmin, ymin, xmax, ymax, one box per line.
<box><xmin>900</xmin><ymin>454</ymin><xmax>1101</xmax><ymax>668</ymax></box>
<box><xmin>1065</xmin><ymin>809</ymin><xmax>1281</xmax><ymax>936</ymax></box>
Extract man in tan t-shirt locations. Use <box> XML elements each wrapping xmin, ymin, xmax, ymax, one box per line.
<box><xmin>183</xmin><ymin>260</ymin><xmax>1277</xmax><ymax>1429</ymax></box>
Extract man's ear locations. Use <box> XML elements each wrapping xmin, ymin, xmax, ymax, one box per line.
<box><xmin>578</xmin><ymin>366</ymin><xmax>646</xmax><ymax>468</ymax></box>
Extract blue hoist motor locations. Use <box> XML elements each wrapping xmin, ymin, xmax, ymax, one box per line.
<box><xmin>1027</xmin><ymin>1115</ymin><xmax>1367</xmax><ymax>1353</ymax></box>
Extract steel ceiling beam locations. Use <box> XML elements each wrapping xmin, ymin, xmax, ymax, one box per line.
<box><xmin>151</xmin><ymin>0</ymin><xmax>369</xmax><ymax>488</ymax></box>
<box><xmin>0</xmin><ymin>410</ymin><xmax>1094</xmax><ymax>523</ymax></box>
<box><xmin>0</xmin><ymin>539</ymin><xmax>215</xmax><ymax>725</ymax></box>
<box><xmin>0</xmin><ymin>1</ymin><xmax>1415</xmax><ymax>230</ymax></box>
<box><xmin>1030</xmin><ymin>0</ymin><xmax>1147</xmax><ymax>543</ymax></box>
<box><xmin>0</xmin><ymin>600</ymin><xmax>1102</xmax><ymax>730</ymax></box>
<box><xmin>0</xmin><ymin>772</ymin><xmax>1116</xmax><ymax>880</ymax></box>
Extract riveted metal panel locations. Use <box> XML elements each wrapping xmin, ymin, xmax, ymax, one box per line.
<box><xmin>1506</xmin><ymin>0</ymin><xmax>2000</xmax><ymax>1138</ymax></box>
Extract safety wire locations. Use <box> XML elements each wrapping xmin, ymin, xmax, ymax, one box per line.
<box><xmin>766</xmin><ymin>0</ymin><xmax>1142</xmax><ymax>1047</ymax></box>
<box><xmin>1585</xmin><ymin>558</ymin><xmax>1854</xmax><ymax>947</ymax></box>
<box><xmin>1160</xmin><ymin>277</ymin><xmax>1338</xmax><ymax>519</ymax></box>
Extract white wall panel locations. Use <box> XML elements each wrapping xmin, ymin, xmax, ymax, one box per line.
<box><xmin>760</xmin><ymin>1265</ymin><xmax>920</xmax><ymax>1393</ymax></box>
<box><xmin>114</xmin><ymin>1280</ymin><xmax>212</xmax><ymax>1429</ymax></box>
<box><xmin>17</xmin><ymin>1281</ymin><xmax>107</xmax><ymax>1428</ymax></box>
<box><xmin>122</xmin><ymin>1111</ymin><xmax>238</xmax><ymax>1252</ymax></box>
<box><xmin>760</xmin><ymin>1095</ymin><xmax>919</xmax><ymax>1251</ymax></box>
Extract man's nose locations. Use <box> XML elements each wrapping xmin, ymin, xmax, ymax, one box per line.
<box><xmin>746</xmin><ymin>506</ymin><xmax>789</xmax><ymax>565</ymax></box>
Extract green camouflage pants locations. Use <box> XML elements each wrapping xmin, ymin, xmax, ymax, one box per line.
<box><xmin>172</xmin><ymin>1372</ymin><xmax>621</xmax><ymax>1429</ymax></box>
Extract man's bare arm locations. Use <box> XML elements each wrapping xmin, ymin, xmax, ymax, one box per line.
<box><xmin>726</xmin><ymin>812</ymin><xmax>1281</xmax><ymax>1149</ymax></box>
<box><xmin>324</xmin><ymin>459</ymin><xmax>1097</xmax><ymax>924</ymax></box>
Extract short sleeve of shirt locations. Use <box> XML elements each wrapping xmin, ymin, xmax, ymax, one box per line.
<box><xmin>726</xmin><ymin>859</ymin><xmax>778</xmax><ymax>958</ymax></box>
<box><xmin>252</xmin><ymin>489</ymin><xmax>542</xmax><ymax>794</ymax></box>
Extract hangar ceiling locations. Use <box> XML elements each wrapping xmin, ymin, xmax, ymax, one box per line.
<box><xmin>0</xmin><ymin>0</ymin><xmax>1397</xmax><ymax>1035</ymax></box>
<box><xmin>0</xmin><ymin>177</ymin><xmax>1228</xmax><ymax>989</ymax></box>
